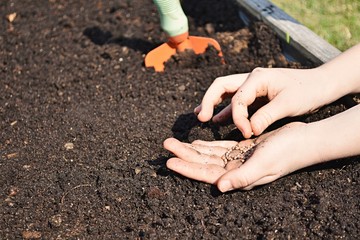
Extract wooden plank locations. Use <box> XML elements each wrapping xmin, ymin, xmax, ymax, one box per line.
<box><xmin>235</xmin><ymin>0</ymin><xmax>341</xmax><ymax>64</ymax></box>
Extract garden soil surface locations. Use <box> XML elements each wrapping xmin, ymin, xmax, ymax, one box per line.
<box><xmin>1</xmin><ymin>0</ymin><xmax>359</xmax><ymax>239</ymax></box>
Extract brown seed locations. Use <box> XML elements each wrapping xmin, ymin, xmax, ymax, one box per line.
<box><xmin>222</xmin><ymin>142</ymin><xmax>256</xmax><ymax>165</ymax></box>
<box><xmin>22</xmin><ymin>230</ymin><xmax>42</xmax><ymax>239</ymax></box>
<box><xmin>8</xmin><ymin>186</ymin><xmax>19</xmax><ymax>197</ymax></box>
<box><xmin>64</xmin><ymin>142</ymin><xmax>74</xmax><ymax>150</ymax></box>
<box><xmin>7</xmin><ymin>13</ymin><xmax>17</xmax><ymax>23</ymax></box>
<box><xmin>49</xmin><ymin>214</ymin><xmax>62</xmax><ymax>227</ymax></box>
<box><xmin>6</xmin><ymin>153</ymin><xmax>18</xmax><ymax>159</ymax></box>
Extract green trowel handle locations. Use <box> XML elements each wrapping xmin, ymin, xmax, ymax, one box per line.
<box><xmin>153</xmin><ymin>0</ymin><xmax>188</xmax><ymax>37</ymax></box>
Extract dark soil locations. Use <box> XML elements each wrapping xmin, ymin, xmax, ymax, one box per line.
<box><xmin>1</xmin><ymin>0</ymin><xmax>359</xmax><ymax>239</ymax></box>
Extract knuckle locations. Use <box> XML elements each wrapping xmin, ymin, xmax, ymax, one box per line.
<box><xmin>242</xmin><ymin>186</ymin><xmax>254</xmax><ymax>191</ymax></box>
<box><xmin>231</xmin><ymin>95</ymin><xmax>238</xmax><ymax>105</ymax></box>
<box><xmin>213</xmin><ymin>76</ymin><xmax>225</xmax><ymax>85</ymax></box>
<box><xmin>259</xmin><ymin>110</ymin><xmax>274</xmax><ymax>127</ymax></box>
<box><xmin>251</xmin><ymin>67</ymin><xmax>266</xmax><ymax>75</ymax></box>
<box><xmin>231</xmin><ymin>93</ymin><xmax>245</xmax><ymax>106</ymax></box>
<box><xmin>191</xmin><ymin>140</ymin><xmax>203</xmax><ymax>145</ymax></box>
<box><xmin>233</xmin><ymin>175</ymin><xmax>251</xmax><ymax>189</ymax></box>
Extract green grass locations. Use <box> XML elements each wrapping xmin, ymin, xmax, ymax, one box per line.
<box><xmin>271</xmin><ymin>0</ymin><xmax>360</xmax><ymax>51</ymax></box>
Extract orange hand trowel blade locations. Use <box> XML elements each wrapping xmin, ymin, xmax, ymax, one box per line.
<box><xmin>188</xmin><ymin>36</ymin><xmax>223</xmax><ymax>58</ymax></box>
<box><xmin>145</xmin><ymin>36</ymin><xmax>224</xmax><ymax>72</ymax></box>
<box><xmin>145</xmin><ymin>42</ymin><xmax>177</xmax><ymax>72</ymax></box>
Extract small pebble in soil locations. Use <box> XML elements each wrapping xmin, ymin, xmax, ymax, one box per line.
<box><xmin>48</xmin><ymin>214</ymin><xmax>62</xmax><ymax>227</ymax></box>
<box><xmin>6</xmin><ymin>153</ymin><xmax>18</xmax><ymax>159</ymax></box>
<box><xmin>6</xmin><ymin>13</ymin><xmax>17</xmax><ymax>23</ymax></box>
<box><xmin>178</xmin><ymin>85</ymin><xmax>186</xmax><ymax>91</ymax></box>
<box><xmin>8</xmin><ymin>186</ymin><xmax>19</xmax><ymax>197</ymax></box>
<box><xmin>64</xmin><ymin>142</ymin><xmax>74</xmax><ymax>150</ymax></box>
<box><xmin>134</xmin><ymin>167</ymin><xmax>141</xmax><ymax>175</ymax></box>
<box><xmin>22</xmin><ymin>230</ymin><xmax>42</xmax><ymax>239</ymax></box>
<box><xmin>205</xmin><ymin>23</ymin><xmax>215</xmax><ymax>34</ymax></box>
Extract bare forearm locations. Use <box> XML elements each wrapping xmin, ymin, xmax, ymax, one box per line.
<box><xmin>318</xmin><ymin>43</ymin><xmax>360</xmax><ymax>99</ymax></box>
<box><xmin>307</xmin><ymin>104</ymin><xmax>360</xmax><ymax>163</ymax></box>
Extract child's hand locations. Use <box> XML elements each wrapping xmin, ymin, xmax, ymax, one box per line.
<box><xmin>164</xmin><ymin>122</ymin><xmax>319</xmax><ymax>192</ymax></box>
<box><xmin>195</xmin><ymin>67</ymin><xmax>329</xmax><ymax>138</ymax></box>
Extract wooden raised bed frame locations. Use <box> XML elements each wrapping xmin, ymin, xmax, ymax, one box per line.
<box><xmin>235</xmin><ymin>0</ymin><xmax>341</xmax><ymax>65</ymax></box>
<box><xmin>235</xmin><ymin>0</ymin><xmax>360</xmax><ymax>107</ymax></box>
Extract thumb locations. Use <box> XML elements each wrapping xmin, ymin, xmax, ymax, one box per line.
<box><xmin>250</xmin><ymin>97</ymin><xmax>289</xmax><ymax>135</ymax></box>
<box><xmin>217</xmin><ymin>161</ymin><xmax>264</xmax><ymax>192</ymax></box>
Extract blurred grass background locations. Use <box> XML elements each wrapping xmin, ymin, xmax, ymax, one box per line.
<box><xmin>271</xmin><ymin>0</ymin><xmax>360</xmax><ymax>51</ymax></box>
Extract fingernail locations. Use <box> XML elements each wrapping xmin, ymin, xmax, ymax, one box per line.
<box><xmin>250</xmin><ymin>119</ymin><xmax>261</xmax><ymax>135</ymax></box>
<box><xmin>218</xmin><ymin>180</ymin><xmax>233</xmax><ymax>193</ymax></box>
<box><xmin>241</xmin><ymin>130</ymin><xmax>251</xmax><ymax>139</ymax></box>
<box><xmin>194</xmin><ymin>106</ymin><xmax>200</xmax><ymax>114</ymax></box>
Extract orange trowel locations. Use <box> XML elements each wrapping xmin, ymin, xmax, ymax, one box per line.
<box><xmin>145</xmin><ymin>0</ymin><xmax>224</xmax><ymax>72</ymax></box>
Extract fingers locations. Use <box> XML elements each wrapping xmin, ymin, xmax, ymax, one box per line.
<box><xmin>164</xmin><ymin>138</ymin><xmax>233</xmax><ymax>184</ymax></box>
<box><xmin>216</xmin><ymin>123</ymin><xmax>303</xmax><ymax>192</ymax></box>
<box><xmin>212</xmin><ymin>104</ymin><xmax>232</xmax><ymax>123</ymax></box>
<box><xmin>164</xmin><ymin>138</ymin><xmax>224</xmax><ymax>166</ymax></box>
<box><xmin>186</xmin><ymin>143</ymin><xmax>228</xmax><ymax>158</ymax></box>
<box><xmin>231</xmin><ymin>106</ymin><xmax>252</xmax><ymax>138</ymax></box>
<box><xmin>216</xmin><ymin>162</ymin><xmax>264</xmax><ymax>192</ymax></box>
<box><xmin>216</xmin><ymin>143</ymin><xmax>270</xmax><ymax>192</ymax></box>
<box><xmin>231</xmin><ymin>68</ymin><xmax>273</xmax><ymax>137</ymax></box>
<box><xmin>224</xmin><ymin>159</ymin><xmax>244</xmax><ymax>170</ymax></box>
<box><xmin>164</xmin><ymin>137</ymin><xmax>282</xmax><ymax>192</ymax></box>
<box><xmin>249</xmin><ymin>95</ymin><xmax>290</xmax><ymax>135</ymax></box>
<box><xmin>196</xmin><ymin>68</ymin><xmax>297</xmax><ymax>138</ymax></box>
<box><xmin>195</xmin><ymin>73</ymin><xmax>250</xmax><ymax>122</ymax></box>
<box><xmin>191</xmin><ymin>139</ymin><xmax>237</xmax><ymax>148</ymax></box>
<box><xmin>166</xmin><ymin>158</ymin><xmax>226</xmax><ymax>184</ymax></box>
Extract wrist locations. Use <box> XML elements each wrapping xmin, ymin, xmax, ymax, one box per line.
<box><xmin>306</xmin><ymin>104</ymin><xmax>360</xmax><ymax>163</ymax></box>
<box><xmin>312</xmin><ymin>66</ymin><xmax>350</xmax><ymax>105</ymax></box>
<box><xmin>295</xmin><ymin>122</ymin><xmax>327</xmax><ymax>167</ymax></box>
<box><xmin>316</xmin><ymin>43</ymin><xmax>360</xmax><ymax>97</ymax></box>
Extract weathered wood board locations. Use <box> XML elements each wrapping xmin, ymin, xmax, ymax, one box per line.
<box><xmin>235</xmin><ymin>0</ymin><xmax>341</xmax><ymax>64</ymax></box>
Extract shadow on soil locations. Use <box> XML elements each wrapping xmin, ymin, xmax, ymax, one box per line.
<box><xmin>171</xmin><ymin>112</ymin><xmax>223</xmax><ymax>142</ymax></box>
<box><xmin>83</xmin><ymin>0</ymin><xmax>247</xmax><ymax>54</ymax></box>
<box><xmin>181</xmin><ymin>0</ymin><xmax>245</xmax><ymax>32</ymax></box>
<box><xmin>83</xmin><ymin>26</ymin><xmax>154</xmax><ymax>53</ymax></box>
